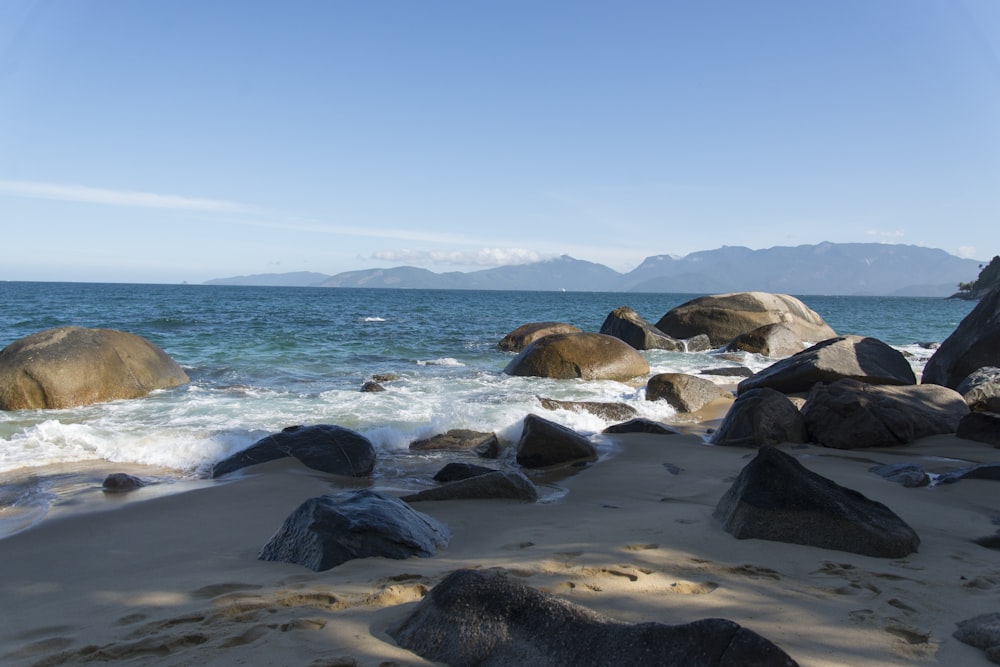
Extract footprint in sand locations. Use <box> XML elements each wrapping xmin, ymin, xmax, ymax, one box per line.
<box><xmin>726</xmin><ymin>564</ymin><xmax>781</xmax><ymax>580</ymax></box>
<box><xmin>191</xmin><ymin>582</ymin><xmax>263</xmax><ymax>599</ymax></box>
<box><xmin>624</xmin><ymin>543</ymin><xmax>659</xmax><ymax>551</ymax></box>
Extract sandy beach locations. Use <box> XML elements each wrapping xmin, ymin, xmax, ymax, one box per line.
<box><xmin>1</xmin><ymin>429</ymin><xmax>999</xmax><ymax>666</ymax></box>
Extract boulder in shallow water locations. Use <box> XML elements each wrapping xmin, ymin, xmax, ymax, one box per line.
<box><xmin>0</xmin><ymin>326</ymin><xmax>189</xmax><ymax>410</ymax></box>
<box><xmin>599</xmin><ymin>306</ymin><xmax>707</xmax><ymax>352</ymax></box>
<box><xmin>646</xmin><ymin>373</ymin><xmax>731</xmax><ymax>413</ymax></box>
<box><xmin>504</xmin><ymin>333</ymin><xmax>649</xmax><ymax>382</ymax></box>
<box><xmin>923</xmin><ymin>286</ymin><xmax>1000</xmax><ymax>389</ymax></box>
<box><xmin>388</xmin><ymin>568</ymin><xmax>799</xmax><ymax>667</ymax></box>
<box><xmin>432</xmin><ymin>462</ymin><xmax>496</xmax><ymax>483</ymax></box>
<box><xmin>498</xmin><ymin>322</ymin><xmax>582</xmax><ymax>352</ymax></box>
<box><xmin>725</xmin><ymin>323</ymin><xmax>805</xmax><ymax>358</ymax></box>
<box><xmin>211</xmin><ymin>424</ymin><xmax>376</xmax><ymax>478</ymax></box>
<box><xmin>516</xmin><ymin>413</ymin><xmax>597</xmax><ymax>469</ymax></box>
<box><xmin>603</xmin><ymin>418</ymin><xmax>681</xmax><ymax>435</ymax></box>
<box><xmin>537</xmin><ymin>397</ymin><xmax>637</xmax><ymax>422</ymax></box>
<box><xmin>409</xmin><ymin>429</ymin><xmax>500</xmax><ymax>458</ymax></box>
<box><xmin>101</xmin><ymin>473</ymin><xmax>147</xmax><ymax>493</ymax></box>
<box><xmin>258</xmin><ymin>490</ymin><xmax>449</xmax><ymax>571</ymax></box>
<box><xmin>402</xmin><ymin>471</ymin><xmax>538</xmax><ymax>503</ymax></box>
<box><xmin>714</xmin><ymin>446</ymin><xmax>920</xmax><ymax>558</ymax></box>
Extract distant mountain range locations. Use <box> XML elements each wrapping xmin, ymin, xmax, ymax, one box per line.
<box><xmin>205</xmin><ymin>242</ymin><xmax>984</xmax><ymax>297</ymax></box>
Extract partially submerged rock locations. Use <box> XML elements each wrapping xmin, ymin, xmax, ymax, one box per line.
<box><xmin>725</xmin><ymin>323</ymin><xmax>805</xmax><ymax>358</ymax></box>
<box><xmin>923</xmin><ymin>286</ymin><xmax>1000</xmax><ymax>389</ymax></box>
<box><xmin>516</xmin><ymin>413</ymin><xmax>597</xmax><ymax>469</ymax></box>
<box><xmin>714</xmin><ymin>446</ymin><xmax>920</xmax><ymax>558</ymax></box>
<box><xmin>710</xmin><ymin>387</ymin><xmax>807</xmax><ymax>447</ymax></box>
<box><xmin>258</xmin><ymin>490</ymin><xmax>449</xmax><ymax>571</ymax></box>
<box><xmin>603</xmin><ymin>418</ymin><xmax>681</xmax><ymax>435</ymax></box>
<box><xmin>868</xmin><ymin>463</ymin><xmax>930</xmax><ymax>488</ymax></box>
<box><xmin>538</xmin><ymin>397</ymin><xmax>637</xmax><ymax>422</ymax></box>
<box><xmin>0</xmin><ymin>326</ymin><xmax>189</xmax><ymax>410</ymax></box>
<box><xmin>599</xmin><ymin>306</ymin><xmax>709</xmax><ymax>352</ymax></box>
<box><xmin>402</xmin><ymin>471</ymin><xmax>538</xmax><ymax>503</ymax></box>
<box><xmin>498</xmin><ymin>322</ymin><xmax>582</xmax><ymax>353</ymax></box>
<box><xmin>504</xmin><ymin>333</ymin><xmax>649</xmax><ymax>381</ymax></box>
<box><xmin>432</xmin><ymin>462</ymin><xmax>495</xmax><ymax>483</ymax></box>
<box><xmin>801</xmin><ymin>379</ymin><xmax>969</xmax><ymax>449</ymax></box>
<box><xmin>388</xmin><ymin>568</ymin><xmax>799</xmax><ymax>667</ymax></box>
<box><xmin>212</xmin><ymin>424</ymin><xmax>377</xmax><ymax>478</ymax></box>
<box><xmin>101</xmin><ymin>473</ymin><xmax>147</xmax><ymax>493</ymax></box>
<box><xmin>646</xmin><ymin>373</ymin><xmax>731</xmax><ymax>413</ymax></box>
<box><xmin>738</xmin><ymin>335</ymin><xmax>916</xmax><ymax>396</ymax></box>
<box><xmin>409</xmin><ymin>429</ymin><xmax>500</xmax><ymax>458</ymax></box>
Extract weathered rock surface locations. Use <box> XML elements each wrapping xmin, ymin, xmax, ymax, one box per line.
<box><xmin>954</xmin><ymin>612</ymin><xmax>1000</xmax><ymax>664</ymax></box>
<box><xmin>516</xmin><ymin>413</ymin><xmax>597</xmax><ymax>469</ymax></box>
<box><xmin>956</xmin><ymin>367</ymin><xmax>1000</xmax><ymax>412</ymax></box>
<box><xmin>504</xmin><ymin>333</ymin><xmax>649</xmax><ymax>381</ymax></box>
<box><xmin>409</xmin><ymin>429</ymin><xmax>500</xmax><ymax>458</ymax></box>
<box><xmin>710</xmin><ymin>388</ymin><xmax>807</xmax><ymax>447</ymax></box>
<box><xmin>498</xmin><ymin>322</ymin><xmax>582</xmax><ymax>353</ymax></box>
<box><xmin>0</xmin><ymin>326</ymin><xmax>189</xmax><ymax>410</ymax></box>
<box><xmin>725</xmin><ymin>323</ymin><xmax>805</xmax><ymax>358</ymax></box>
<box><xmin>714</xmin><ymin>446</ymin><xmax>920</xmax><ymax>558</ymax></box>
<box><xmin>868</xmin><ymin>463</ymin><xmax>930</xmax><ymax>488</ymax></box>
<box><xmin>537</xmin><ymin>397</ymin><xmax>637</xmax><ymax>422</ymax></box>
<box><xmin>646</xmin><ymin>373</ymin><xmax>731</xmax><ymax>413</ymax></box>
<box><xmin>800</xmin><ymin>379</ymin><xmax>969</xmax><ymax>449</ymax></box>
<box><xmin>656</xmin><ymin>292</ymin><xmax>836</xmax><ymax>348</ymax></box>
<box><xmin>737</xmin><ymin>336</ymin><xmax>916</xmax><ymax>396</ymax></box>
<box><xmin>937</xmin><ymin>462</ymin><xmax>1000</xmax><ymax>485</ymax></box>
<box><xmin>599</xmin><ymin>306</ymin><xmax>709</xmax><ymax>352</ymax></box>
<box><xmin>388</xmin><ymin>568</ymin><xmax>799</xmax><ymax>667</ymax></box>
<box><xmin>603</xmin><ymin>418</ymin><xmax>681</xmax><ymax>435</ymax></box>
<box><xmin>101</xmin><ymin>473</ymin><xmax>147</xmax><ymax>493</ymax></box>
<box><xmin>701</xmin><ymin>366</ymin><xmax>755</xmax><ymax>378</ymax></box>
<box><xmin>402</xmin><ymin>471</ymin><xmax>538</xmax><ymax>502</ymax></box>
<box><xmin>923</xmin><ymin>286</ymin><xmax>1000</xmax><ymax>389</ymax></box>
<box><xmin>258</xmin><ymin>490</ymin><xmax>449</xmax><ymax>571</ymax></box>
<box><xmin>432</xmin><ymin>462</ymin><xmax>495</xmax><ymax>483</ymax></box>
<box><xmin>212</xmin><ymin>424</ymin><xmax>377</xmax><ymax>478</ymax></box>
<box><xmin>957</xmin><ymin>411</ymin><xmax>1000</xmax><ymax>447</ymax></box>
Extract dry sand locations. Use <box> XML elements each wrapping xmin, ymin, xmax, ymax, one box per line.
<box><xmin>2</xmin><ymin>432</ymin><xmax>1000</xmax><ymax>666</ymax></box>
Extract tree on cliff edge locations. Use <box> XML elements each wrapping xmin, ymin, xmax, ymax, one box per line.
<box><xmin>956</xmin><ymin>255</ymin><xmax>1000</xmax><ymax>299</ymax></box>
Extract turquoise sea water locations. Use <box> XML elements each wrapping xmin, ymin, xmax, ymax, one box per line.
<box><xmin>0</xmin><ymin>282</ymin><xmax>977</xmax><ymax>533</ymax></box>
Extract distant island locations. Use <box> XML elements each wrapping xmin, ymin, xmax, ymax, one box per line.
<box><xmin>206</xmin><ymin>242</ymin><xmax>986</xmax><ymax>297</ymax></box>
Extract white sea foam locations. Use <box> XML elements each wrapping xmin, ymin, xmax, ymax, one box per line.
<box><xmin>417</xmin><ymin>357</ymin><xmax>465</xmax><ymax>367</ymax></box>
<box><xmin>361</xmin><ymin>316</ymin><xmax>387</xmax><ymax>322</ymax></box>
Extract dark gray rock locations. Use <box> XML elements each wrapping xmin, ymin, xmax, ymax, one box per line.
<box><xmin>738</xmin><ymin>335</ymin><xmax>916</xmax><ymax>396</ymax></box>
<box><xmin>954</xmin><ymin>612</ymin><xmax>1000</xmax><ymax>664</ymax></box>
<box><xmin>646</xmin><ymin>373</ymin><xmax>731</xmax><ymax>413</ymax></box>
<box><xmin>360</xmin><ymin>381</ymin><xmax>385</xmax><ymax>392</ymax></box>
<box><xmin>710</xmin><ymin>388</ymin><xmax>807</xmax><ymax>448</ymax></box>
<box><xmin>603</xmin><ymin>418</ymin><xmax>681</xmax><ymax>435</ymax></box>
<box><xmin>713</xmin><ymin>446</ymin><xmax>920</xmax><ymax>558</ymax></box>
<box><xmin>212</xmin><ymin>424</ymin><xmax>377</xmax><ymax>478</ymax></box>
<box><xmin>725</xmin><ymin>323</ymin><xmax>805</xmax><ymax>358</ymax></box>
<box><xmin>504</xmin><ymin>333</ymin><xmax>650</xmax><ymax>381</ymax></box>
<box><xmin>409</xmin><ymin>429</ymin><xmax>500</xmax><ymax>458</ymax></box>
<box><xmin>600</xmin><ymin>306</ymin><xmax>707</xmax><ymax>352</ymax></box>
<box><xmin>0</xmin><ymin>326</ymin><xmax>189</xmax><ymax>410</ymax></box>
<box><xmin>868</xmin><ymin>463</ymin><xmax>930</xmax><ymax>488</ymax></box>
<box><xmin>937</xmin><ymin>462</ymin><xmax>1000</xmax><ymax>485</ymax></box>
<box><xmin>432</xmin><ymin>462</ymin><xmax>495</xmax><ymax>483</ymax></box>
<box><xmin>101</xmin><ymin>473</ymin><xmax>147</xmax><ymax>493</ymax></box>
<box><xmin>956</xmin><ymin>411</ymin><xmax>1000</xmax><ymax>447</ymax></box>
<box><xmin>388</xmin><ymin>568</ymin><xmax>799</xmax><ymax>667</ymax></box>
<box><xmin>956</xmin><ymin>367</ymin><xmax>1000</xmax><ymax>412</ymax></box>
<box><xmin>258</xmin><ymin>490</ymin><xmax>449</xmax><ymax>571</ymax></box>
<box><xmin>801</xmin><ymin>379</ymin><xmax>969</xmax><ymax>449</ymax></box>
<box><xmin>498</xmin><ymin>322</ymin><xmax>582</xmax><ymax>353</ymax></box>
<box><xmin>402</xmin><ymin>471</ymin><xmax>538</xmax><ymax>503</ymax></box>
<box><xmin>538</xmin><ymin>397</ymin><xmax>637</xmax><ymax>422</ymax></box>
<box><xmin>516</xmin><ymin>414</ymin><xmax>597</xmax><ymax>469</ymax></box>
<box><xmin>924</xmin><ymin>286</ymin><xmax>1000</xmax><ymax>389</ymax></box>
<box><xmin>701</xmin><ymin>366</ymin><xmax>755</xmax><ymax>378</ymax></box>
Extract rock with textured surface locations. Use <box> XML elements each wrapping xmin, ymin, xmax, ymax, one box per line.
<box><xmin>599</xmin><ymin>306</ymin><xmax>709</xmax><ymax>352</ymax></box>
<box><xmin>402</xmin><ymin>471</ymin><xmax>538</xmax><ymax>503</ymax></box>
<box><xmin>212</xmin><ymin>424</ymin><xmax>376</xmax><ymax>478</ymax></box>
<box><xmin>498</xmin><ymin>322</ymin><xmax>582</xmax><ymax>352</ymax></box>
<box><xmin>409</xmin><ymin>429</ymin><xmax>500</xmax><ymax>458</ymax></box>
<box><xmin>646</xmin><ymin>373</ymin><xmax>731</xmax><ymax>413</ymax></box>
<box><xmin>0</xmin><ymin>326</ymin><xmax>189</xmax><ymax>410</ymax></box>
<box><xmin>923</xmin><ymin>286</ymin><xmax>1000</xmax><ymax>389</ymax></box>
<box><xmin>710</xmin><ymin>387</ymin><xmax>807</xmax><ymax>447</ymax></box>
<box><xmin>954</xmin><ymin>612</ymin><xmax>1000</xmax><ymax>664</ymax></box>
<box><xmin>515</xmin><ymin>413</ymin><xmax>597</xmax><ymax>469</ymax></box>
<box><xmin>956</xmin><ymin>367</ymin><xmax>1000</xmax><ymax>412</ymax></box>
<box><xmin>504</xmin><ymin>333</ymin><xmax>649</xmax><ymax>382</ymax></box>
<box><xmin>725</xmin><ymin>323</ymin><xmax>805</xmax><ymax>358</ymax></box>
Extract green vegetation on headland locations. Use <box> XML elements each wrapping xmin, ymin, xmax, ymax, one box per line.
<box><xmin>954</xmin><ymin>255</ymin><xmax>1000</xmax><ymax>299</ymax></box>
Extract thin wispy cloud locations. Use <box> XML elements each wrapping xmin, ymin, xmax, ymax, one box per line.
<box><xmin>371</xmin><ymin>248</ymin><xmax>552</xmax><ymax>267</ymax></box>
<box><xmin>0</xmin><ymin>180</ymin><xmax>249</xmax><ymax>213</ymax></box>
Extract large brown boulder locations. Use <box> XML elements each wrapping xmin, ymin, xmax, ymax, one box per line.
<box><xmin>0</xmin><ymin>326</ymin><xmax>189</xmax><ymax>410</ymax></box>
<box><xmin>725</xmin><ymin>323</ymin><xmax>805</xmax><ymax>358</ymax></box>
<box><xmin>646</xmin><ymin>373</ymin><xmax>731</xmax><ymax>413</ymax></box>
<box><xmin>498</xmin><ymin>322</ymin><xmax>582</xmax><ymax>352</ymax></box>
<box><xmin>923</xmin><ymin>286</ymin><xmax>1000</xmax><ymax>388</ymax></box>
<box><xmin>800</xmin><ymin>379</ymin><xmax>969</xmax><ymax>449</ymax></box>
<box><xmin>600</xmin><ymin>306</ymin><xmax>710</xmax><ymax>352</ymax></box>
<box><xmin>656</xmin><ymin>292</ymin><xmax>836</xmax><ymax>348</ymax></box>
<box><xmin>503</xmin><ymin>333</ymin><xmax>649</xmax><ymax>381</ymax></box>
<box><xmin>737</xmin><ymin>335</ymin><xmax>916</xmax><ymax>396</ymax></box>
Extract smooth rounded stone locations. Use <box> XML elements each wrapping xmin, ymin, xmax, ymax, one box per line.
<box><xmin>212</xmin><ymin>424</ymin><xmax>377</xmax><ymax>478</ymax></box>
<box><xmin>409</xmin><ymin>429</ymin><xmax>500</xmax><ymax>458</ymax></box>
<box><xmin>868</xmin><ymin>463</ymin><xmax>930</xmax><ymax>488</ymax></box>
<box><xmin>956</xmin><ymin>411</ymin><xmax>1000</xmax><ymax>447</ymax></box>
<box><xmin>388</xmin><ymin>568</ymin><xmax>799</xmax><ymax>667</ymax></box>
<box><xmin>801</xmin><ymin>379</ymin><xmax>969</xmax><ymax>449</ymax></box>
<box><xmin>603</xmin><ymin>418</ymin><xmax>681</xmax><ymax>435</ymax></box>
<box><xmin>371</xmin><ymin>372</ymin><xmax>400</xmax><ymax>383</ymax></box>
<box><xmin>515</xmin><ymin>414</ymin><xmax>597</xmax><ymax>469</ymax></box>
<box><xmin>936</xmin><ymin>462</ymin><xmax>1000</xmax><ymax>485</ymax></box>
<box><xmin>738</xmin><ymin>335</ymin><xmax>917</xmax><ymax>396</ymax></box>
<box><xmin>360</xmin><ymin>381</ymin><xmax>385</xmax><ymax>392</ymax></box>
<box><xmin>710</xmin><ymin>387</ymin><xmax>807</xmax><ymax>448</ymax></box>
<box><xmin>725</xmin><ymin>323</ymin><xmax>805</xmax><ymax>358</ymax></box>
<box><xmin>0</xmin><ymin>326</ymin><xmax>189</xmax><ymax>410</ymax></box>
<box><xmin>402</xmin><ymin>471</ymin><xmax>538</xmax><ymax>503</ymax></box>
<box><xmin>258</xmin><ymin>489</ymin><xmax>449</xmax><ymax>572</ymax></box>
<box><xmin>923</xmin><ymin>286</ymin><xmax>1000</xmax><ymax>389</ymax></box>
<box><xmin>498</xmin><ymin>322</ymin><xmax>582</xmax><ymax>353</ymax></box>
<box><xmin>537</xmin><ymin>397</ymin><xmax>637</xmax><ymax>422</ymax></box>
<box><xmin>646</xmin><ymin>373</ymin><xmax>731</xmax><ymax>413</ymax></box>
<box><xmin>656</xmin><ymin>292</ymin><xmax>836</xmax><ymax>348</ymax></box>
<box><xmin>713</xmin><ymin>446</ymin><xmax>920</xmax><ymax>558</ymax></box>
<box><xmin>954</xmin><ymin>612</ymin><xmax>1000</xmax><ymax>663</ymax></box>
<box><xmin>101</xmin><ymin>473</ymin><xmax>147</xmax><ymax>493</ymax></box>
<box><xmin>504</xmin><ymin>333</ymin><xmax>649</xmax><ymax>382</ymax></box>
<box><xmin>956</xmin><ymin>367</ymin><xmax>1000</xmax><ymax>412</ymax></box>
<box><xmin>432</xmin><ymin>462</ymin><xmax>495</xmax><ymax>483</ymax></box>
<box><xmin>599</xmin><ymin>306</ymin><xmax>691</xmax><ymax>351</ymax></box>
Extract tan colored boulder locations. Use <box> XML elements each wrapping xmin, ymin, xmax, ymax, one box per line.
<box><xmin>0</xmin><ymin>326</ymin><xmax>189</xmax><ymax>410</ymax></box>
<box><xmin>503</xmin><ymin>333</ymin><xmax>649</xmax><ymax>381</ymax></box>
<box><xmin>498</xmin><ymin>322</ymin><xmax>581</xmax><ymax>352</ymax></box>
<box><xmin>725</xmin><ymin>323</ymin><xmax>805</xmax><ymax>358</ymax></box>
<box><xmin>646</xmin><ymin>373</ymin><xmax>731</xmax><ymax>413</ymax></box>
<box><xmin>656</xmin><ymin>292</ymin><xmax>836</xmax><ymax>348</ymax></box>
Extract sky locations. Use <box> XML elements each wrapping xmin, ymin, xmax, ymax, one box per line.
<box><xmin>1</xmin><ymin>0</ymin><xmax>998</xmax><ymax>284</ymax></box>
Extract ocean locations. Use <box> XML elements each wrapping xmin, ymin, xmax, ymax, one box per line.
<box><xmin>0</xmin><ymin>282</ymin><xmax>977</xmax><ymax>536</ymax></box>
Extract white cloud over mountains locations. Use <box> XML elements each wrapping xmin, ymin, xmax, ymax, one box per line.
<box><xmin>371</xmin><ymin>247</ymin><xmax>553</xmax><ymax>267</ymax></box>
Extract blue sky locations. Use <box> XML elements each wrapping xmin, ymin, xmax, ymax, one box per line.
<box><xmin>1</xmin><ymin>0</ymin><xmax>998</xmax><ymax>283</ymax></box>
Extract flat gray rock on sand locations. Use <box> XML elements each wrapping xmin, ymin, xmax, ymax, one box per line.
<box><xmin>388</xmin><ymin>568</ymin><xmax>799</xmax><ymax>667</ymax></box>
